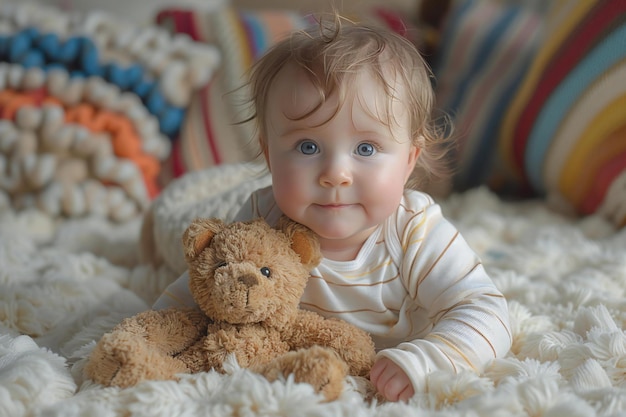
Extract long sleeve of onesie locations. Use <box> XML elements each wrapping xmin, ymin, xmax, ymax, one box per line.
<box><xmin>375</xmin><ymin>195</ymin><xmax>512</xmax><ymax>392</ymax></box>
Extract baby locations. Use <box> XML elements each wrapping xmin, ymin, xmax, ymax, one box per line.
<box><xmin>154</xmin><ymin>16</ymin><xmax>512</xmax><ymax>402</ymax></box>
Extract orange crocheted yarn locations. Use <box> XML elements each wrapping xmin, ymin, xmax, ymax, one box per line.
<box><xmin>0</xmin><ymin>89</ymin><xmax>161</xmax><ymax>198</ymax></box>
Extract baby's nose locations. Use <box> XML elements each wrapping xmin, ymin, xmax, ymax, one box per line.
<box><xmin>319</xmin><ymin>158</ymin><xmax>353</xmax><ymax>187</ymax></box>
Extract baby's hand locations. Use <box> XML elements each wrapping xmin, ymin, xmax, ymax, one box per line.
<box><xmin>370</xmin><ymin>357</ymin><xmax>414</xmax><ymax>402</ymax></box>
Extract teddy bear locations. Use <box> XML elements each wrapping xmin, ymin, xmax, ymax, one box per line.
<box><xmin>84</xmin><ymin>216</ymin><xmax>376</xmax><ymax>400</ymax></box>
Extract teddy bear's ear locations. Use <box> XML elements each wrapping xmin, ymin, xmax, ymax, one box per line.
<box><xmin>276</xmin><ymin>216</ymin><xmax>322</xmax><ymax>269</ymax></box>
<box><xmin>182</xmin><ymin>218</ymin><xmax>224</xmax><ymax>261</ymax></box>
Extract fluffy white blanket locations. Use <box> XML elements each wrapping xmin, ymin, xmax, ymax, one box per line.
<box><xmin>1</xmin><ymin>163</ymin><xmax>625</xmax><ymax>417</ymax></box>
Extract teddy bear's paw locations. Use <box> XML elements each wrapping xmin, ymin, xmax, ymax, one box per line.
<box><xmin>320</xmin><ymin>318</ymin><xmax>376</xmax><ymax>377</ymax></box>
<box><xmin>85</xmin><ymin>331</ymin><xmax>141</xmax><ymax>387</ymax></box>
<box><xmin>85</xmin><ymin>331</ymin><xmax>189</xmax><ymax>388</ymax></box>
<box><xmin>200</xmin><ymin>329</ymin><xmax>239</xmax><ymax>371</ymax></box>
<box><xmin>257</xmin><ymin>345</ymin><xmax>348</xmax><ymax>402</ymax></box>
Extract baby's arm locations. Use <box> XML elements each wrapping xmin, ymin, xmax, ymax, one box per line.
<box><xmin>374</xmin><ymin>287</ymin><xmax>510</xmax><ymax>399</ymax></box>
<box><xmin>377</xmin><ymin>202</ymin><xmax>512</xmax><ymax>398</ymax></box>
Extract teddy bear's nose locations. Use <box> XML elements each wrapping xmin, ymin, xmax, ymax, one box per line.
<box><xmin>238</xmin><ymin>274</ymin><xmax>258</xmax><ymax>287</ymax></box>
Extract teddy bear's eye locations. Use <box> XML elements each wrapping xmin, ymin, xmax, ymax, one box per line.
<box><xmin>217</xmin><ymin>262</ymin><xmax>227</xmax><ymax>269</ymax></box>
<box><xmin>260</xmin><ymin>267</ymin><xmax>271</xmax><ymax>278</ymax></box>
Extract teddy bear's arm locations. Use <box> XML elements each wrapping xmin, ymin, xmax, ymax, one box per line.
<box><xmin>123</xmin><ymin>307</ymin><xmax>211</xmax><ymax>354</ymax></box>
<box><xmin>289</xmin><ymin>311</ymin><xmax>376</xmax><ymax>377</ymax></box>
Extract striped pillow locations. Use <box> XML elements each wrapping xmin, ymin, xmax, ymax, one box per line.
<box><xmin>499</xmin><ymin>0</ymin><xmax>626</xmax><ymax>227</ymax></box>
<box><xmin>432</xmin><ymin>0</ymin><xmax>545</xmax><ymax>191</ymax></box>
<box><xmin>156</xmin><ymin>8</ymin><xmax>311</xmax><ymax>180</ymax></box>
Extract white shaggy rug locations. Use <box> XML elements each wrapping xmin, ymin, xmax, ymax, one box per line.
<box><xmin>1</xmin><ymin>163</ymin><xmax>625</xmax><ymax>417</ymax></box>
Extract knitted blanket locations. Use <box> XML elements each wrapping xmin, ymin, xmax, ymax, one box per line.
<box><xmin>1</xmin><ymin>162</ymin><xmax>625</xmax><ymax>417</ymax></box>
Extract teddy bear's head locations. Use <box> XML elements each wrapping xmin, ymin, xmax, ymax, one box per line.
<box><xmin>183</xmin><ymin>217</ymin><xmax>321</xmax><ymax>329</ymax></box>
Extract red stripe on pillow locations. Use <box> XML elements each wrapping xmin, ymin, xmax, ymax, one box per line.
<box><xmin>581</xmin><ymin>150</ymin><xmax>626</xmax><ymax>215</ymax></box>
<box><xmin>156</xmin><ymin>9</ymin><xmax>202</xmax><ymax>41</ymax></box>
<box><xmin>372</xmin><ymin>7</ymin><xmax>408</xmax><ymax>37</ymax></box>
<box><xmin>199</xmin><ymin>81</ymin><xmax>222</xmax><ymax>165</ymax></box>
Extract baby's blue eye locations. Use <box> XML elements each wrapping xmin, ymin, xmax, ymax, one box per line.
<box><xmin>298</xmin><ymin>141</ymin><xmax>318</xmax><ymax>155</ymax></box>
<box><xmin>356</xmin><ymin>143</ymin><xmax>376</xmax><ymax>156</ymax></box>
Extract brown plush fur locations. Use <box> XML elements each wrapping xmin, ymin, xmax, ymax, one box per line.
<box><xmin>85</xmin><ymin>217</ymin><xmax>376</xmax><ymax>400</ymax></box>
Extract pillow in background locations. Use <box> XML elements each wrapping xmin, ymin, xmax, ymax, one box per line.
<box><xmin>499</xmin><ymin>0</ymin><xmax>626</xmax><ymax>227</ymax></box>
<box><xmin>156</xmin><ymin>7</ymin><xmax>310</xmax><ymax>181</ymax></box>
<box><xmin>432</xmin><ymin>0</ymin><xmax>545</xmax><ymax>193</ymax></box>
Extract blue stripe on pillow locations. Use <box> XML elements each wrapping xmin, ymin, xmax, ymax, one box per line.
<box><xmin>240</xmin><ymin>12</ymin><xmax>268</xmax><ymax>59</ymax></box>
<box><xmin>432</xmin><ymin>0</ymin><xmax>475</xmax><ymax>79</ymax></box>
<box><xmin>463</xmin><ymin>62</ymin><xmax>532</xmax><ymax>189</ymax></box>
<box><xmin>446</xmin><ymin>7</ymin><xmax>521</xmax><ymax>115</ymax></box>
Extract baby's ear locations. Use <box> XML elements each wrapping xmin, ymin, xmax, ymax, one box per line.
<box><xmin>276</xmin><ymin>216</ymin><xmax>322</xmax><ymax>269</ymax></box>
<box><xmin>182</xmin><ymin>218</ymin><xmax>224</xmax><ymax>261</ymax></box>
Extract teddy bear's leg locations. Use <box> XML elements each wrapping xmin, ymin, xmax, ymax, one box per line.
<box><xmin>294</xmin><ymin>311</ymin><xmax>377</xmax><ymax>378</ymax></box>
<box><xmin>85</xmin><ymin>307</ymin><xmax>211</xmax><ymax>387</ymax></box>
<box><xmin>252</xmin><ymin>345</ymin><xmax>349</xmax><ymax>402</ymax></box>
<box><xmin>85</xmin><ymin>330</ymin><xmax>190</xmax><ymax>388</ymax></box>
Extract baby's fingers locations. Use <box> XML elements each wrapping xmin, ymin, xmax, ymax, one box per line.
<box><xmin>370</xmin><ymin>358</ymin><xmax>413</xmax><ymax>402</ymax></box>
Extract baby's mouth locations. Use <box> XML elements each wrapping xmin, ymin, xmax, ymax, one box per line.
<box><xmin>316</xmin><ymin>202</ymin><xmax>352</xmax><ymax>209</ymax></box>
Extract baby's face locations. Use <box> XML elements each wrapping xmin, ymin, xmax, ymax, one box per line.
<box><xmin>264</xmin><ymin>64</ymin><xmax>419</xmax><ymax>260</ymax></box>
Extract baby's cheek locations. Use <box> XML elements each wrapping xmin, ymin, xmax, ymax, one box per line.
<box><xmin>271</xmin><ymin>168</ymin><xmax>312</xmax><ymax>211</ymax></box>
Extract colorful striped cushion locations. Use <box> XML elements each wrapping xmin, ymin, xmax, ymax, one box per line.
<box><xmin>499</xmin><ymin>0</ymin><xmax>626</xmax><ymax>227</ymax></box>
<box><xmin>432</xmin><ymin>0</ymin><xmax>545</xmax><ymax>191</ymax></box>
<box><xmin>156</xmin><ymin>8</ymin><xmax>311</xmax><ymax>179</ymax></box>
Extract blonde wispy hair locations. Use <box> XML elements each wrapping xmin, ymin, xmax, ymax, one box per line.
<box><xmin>243</xmin><ymin>13</ymin><xmax>453</xmax><ymax>187</ymax></box>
